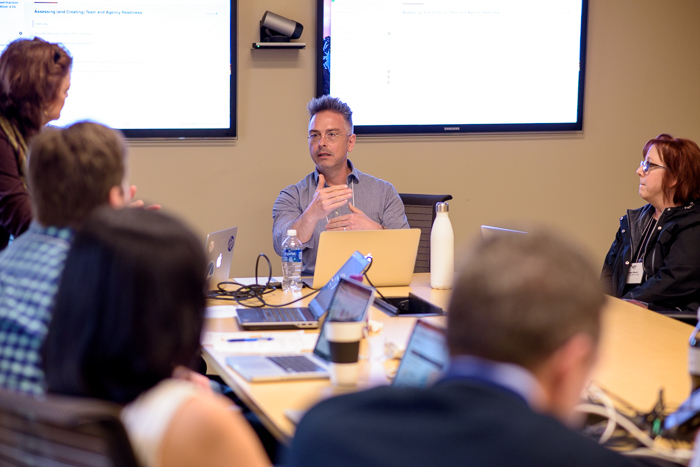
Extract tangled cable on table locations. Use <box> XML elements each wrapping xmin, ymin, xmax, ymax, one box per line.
<box><xmin>207</xmin><ymin>253</ymin><xmax>383</xmax><ymax>308</ymax></box>
<box><xmin>207</xmin><ymin>253</ymin><xmax>320</xmax><ymax>308</ymax></box>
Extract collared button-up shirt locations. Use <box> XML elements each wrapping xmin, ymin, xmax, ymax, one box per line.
<box><xmin>272</xmin><ymin>160</ymin><xmax>409</xmax><ymax>276</ymax></box>
<box><xmin>439</xmin><ymin>355</ymin><xmax>546</xmax><ymax>408</ymax></box>
<box><xmin>0</xmin><ymin>222</ymin><xmax>73</xmax><ymax>395</ymax></box>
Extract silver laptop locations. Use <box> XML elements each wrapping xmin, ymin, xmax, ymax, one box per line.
<box><xmin>392</xmin><ymin>320</ymin><xmax>449</xmax><ymax>388</ymax></box>
<box><xmin>312</xmin><ymin>229</ymin><xmax>421</xmax><ymax>288</ymax></box>
<box><xmin>205</xmin><ymin>227</ymin><xmax>237</xmax><ymax>291</ymax></box>
<box><xmin>236</xmin><ymin>251</ymin><xmax>370</xmax><ymax>330</ymax></box>
<box><xmin>227</xmin><ymin>277</ymin><xmax>375</xmax><ymax>382</ymax></box>
<box><xmin>285</xmin><ymin>318</ymin><xmax>447</xmax><ymax>425</ymax></box>
<box><xmin>480</xmin><ymin>225</ymin><xmax>528</xmax><ymax>240</ymax></box>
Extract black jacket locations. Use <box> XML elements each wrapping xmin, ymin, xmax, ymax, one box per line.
<box><xmin>287</xmin><ymin>381</ymin><xmax>642</xmax><ymax>467</ymax></box>
<box><xmin>601</xmin><ymin>201</ymin><xmax>700</xmax><ymax>313</ymax></box>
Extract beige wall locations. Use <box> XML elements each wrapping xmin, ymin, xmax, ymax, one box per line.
<box><xmin>128</xmin><ymin>0</ymin><xmax>700</xmax><ymax>277</ymax></box>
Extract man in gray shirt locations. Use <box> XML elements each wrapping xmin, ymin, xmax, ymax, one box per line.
<box><xmin>272</xmin><ymin>96</ymin><xmax>409</xmax><ymax>276</ymax></box>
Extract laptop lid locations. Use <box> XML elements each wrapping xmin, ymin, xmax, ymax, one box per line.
<box><xmin>309</xmin><ymin>276</ymin><xmax>375</xmax><ymax>362</ymax></box>
<box><xmin>313</xmin><ymin>229</ymin><xmax>421</xmax><ymax>288</ymax></box>
<box><xmin>235</xmin><ymin>251</ymin><xmax>370</xmax><ymax>331</ymax></box>
<box><xmin>307</xmin><ymin>251</ymin><xmax>370</xmax><ymax>320</ymax></box>
<box><xmin>392</xmin><ymin>320</ymin><xmax>449</xmax><ymax>388</ymax></box>
<box><xmin>226</xmin><ymin>277</ymin><xmax>374</xmax><ymax>382</ymax></box>
<box><xmin>205</xmin><ymin>227</ymin><xmax>237</xmax><ymax>291</ymax></box>
<box><xmin>480</xmin><ymin>225</ymin><xmax>528</xmax><ymax>240</ymax></box>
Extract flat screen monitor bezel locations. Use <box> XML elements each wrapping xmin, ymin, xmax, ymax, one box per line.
<box><xmin>315</xmin><ymin>0</ymin><xmax>588</xmax><ymax>136</ymax></box>
<box><xmin>123</xmin><ymin>0</ymin><xmax>236</xmax><ymax>139</ymax></box>
<box><xmin>3</xmin><ymin>1</ymin><xmax>238</xmax><ymax>139</ymax></box>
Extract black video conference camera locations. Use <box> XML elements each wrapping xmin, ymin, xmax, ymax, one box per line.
<box><xmin>260</xmin><ymin>11</ymin><xmax>303</xmax><ymax>43</ymax></box>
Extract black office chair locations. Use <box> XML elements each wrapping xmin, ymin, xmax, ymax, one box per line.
<box><xmin>659</xmin><ymin>310</ymin><xmax>698</xmax><ymax>326</ymax></box>
<box><xmin>0</xmin><ymin>388</ymin><xmax>139</xmax><ymax>466</ymax></box>
<box><xmin>399</xmin><ymin>193</ymin><xmax>453</xmax><ymax>273</ymax></box>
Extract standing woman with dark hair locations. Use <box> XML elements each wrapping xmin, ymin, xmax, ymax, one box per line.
<box><xmin>0</xmin><ymin>37</ymin><xmax>72</xmax><ymax>248</ymax></box>
<box><xmin>601</xmin><ymin>133</ymin><xmax>700</xmax><ymax>313</ymax></box>
<box><xmin>43</xmin><ymin>208</ymin><xmax>270</xmax><ymax>467</ymax></box>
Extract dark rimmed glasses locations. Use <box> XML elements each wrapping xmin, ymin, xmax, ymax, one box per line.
<box><xmin>639</xmin><ymin>159</ymin><xmax>666</xmax><ymax>174</ymax></box>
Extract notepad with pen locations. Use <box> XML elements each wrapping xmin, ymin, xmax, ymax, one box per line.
<box><xmin>202</xmin><ymin>331</ymin><xmax>318</xmax><ymax>354</ymax></box>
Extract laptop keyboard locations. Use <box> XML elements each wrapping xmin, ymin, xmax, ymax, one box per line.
<box><xmin>268</xmin><ymin>356</ymin><xmax>324</xmax><ymax>373</ymax></box>
<box><xmin>261</xmin><ymin>308</ymin><xmax>306</xmax><ymax>322</ymax></box>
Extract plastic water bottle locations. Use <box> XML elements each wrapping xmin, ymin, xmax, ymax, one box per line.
<box><xmin>281</xmin><ymin>229</ymin><xmax>303</xmax><ymax>292</ymax></box>
<box><xmin>430</xmin><ymin>202</ymin><xmax>454</xmax><ymax>289</ymax></box>
<box><xmin>688</xmin><ymin>307</ymin><xmax>700</xmax><ymax>392</ymax></box>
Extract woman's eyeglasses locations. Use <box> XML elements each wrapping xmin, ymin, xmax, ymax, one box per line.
<box><xmin>639</xmin><ymin>160</ymin><xmax>667</xmax><ymax>174</ymax></box>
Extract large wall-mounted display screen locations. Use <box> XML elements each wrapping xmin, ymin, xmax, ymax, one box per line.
<box><xmin>0</xmin><ymin>0</ymin><xmax>236</xmax><ymax>138</ymax></box>
<box><xmin>317</xmin><ymin>0</ymin><xmax>588</xmax><ymax>135</ymax></box>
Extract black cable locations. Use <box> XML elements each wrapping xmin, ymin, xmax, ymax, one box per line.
<box><xmin>207</xmin><ymin>253</ymin><xmax>320</xmax><ymax>308</ymax></box>
<box><xmin>254</xmin><ymin>253</ymin><xmax>273</xmax><ymax>287</ymax></box>
<box><xmin>362</xmin><ymin>256</ymin><xmax>389</xmax><ymax>302</ymax></box>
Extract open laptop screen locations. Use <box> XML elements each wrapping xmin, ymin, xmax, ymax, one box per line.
<box><xmin>313</xmin><ymin>277</ymin><xmax>375</xmax><ymax>361</ymax></box>
<box><xmin>393</xmin><ymin>320</ymin><xmax>449</xmax><ymax>388</ymax></box>
<box><xmin>308</xmin><ymin>251</ymin><xmax>369</xmax><ymax>319</ymax></box>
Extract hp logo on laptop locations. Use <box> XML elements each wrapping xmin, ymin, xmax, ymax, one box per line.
<box><xmin>228</xmin><ymin>236</ymin><xmax>235</xmax><ymax>252</ymax></box>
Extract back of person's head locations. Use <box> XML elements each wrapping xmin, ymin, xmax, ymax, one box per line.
<box><xmin>43</xmin><ymin>208</ymin><xmax>206</xmax><ymax>404</ymax></box>
<box><xmin>27</xmin><ymin>121</ymin><xmax>126</xmax><ymax>228</ymax></box>
<box><xmin>0</xmin><ymin>37</ymin><xmax>72</xmax><ymax>136</ymax></box>
<box><xmin>447</xmin><ymin>230</ymin><xmax>604</xmax><ymax>372</ymax></box>
<box><xmin>307</xmin><ymin>95</ymin><xmax>353</xmax><ymax>133</ymax></box>
<box><xmin>643</xmin><ymin>133</ymin><xmax>700</xmax><ymax>205</ymax></box>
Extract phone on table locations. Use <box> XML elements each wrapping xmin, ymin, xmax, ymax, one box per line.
<box><xmin>374</xmin><ymin>293</ymin><xmax>444</xmax><ymax>317</ymax></box>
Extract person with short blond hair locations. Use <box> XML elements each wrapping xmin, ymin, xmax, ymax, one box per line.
<box><xmin>0</xmin><ymin>121</ymin><xmax>129</xmax><ymax>395</ymax></box>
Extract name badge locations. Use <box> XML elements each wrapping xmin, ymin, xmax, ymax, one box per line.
<box><xmin>626</xmin><ymin>262</ymin><xmax>644</xmax><ymax>284</ymax></box>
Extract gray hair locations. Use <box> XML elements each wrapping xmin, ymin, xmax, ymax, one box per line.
<box><xmin>447</xmin><ymin>230</ymin><xmax>604</xmax><ymax>371</ymax></box>
<box><xmin>307</xmin><ymin>95</ymin><xmax>353</xmax><ymax>134</ymax></box>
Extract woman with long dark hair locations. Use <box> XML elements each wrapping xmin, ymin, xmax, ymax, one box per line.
<box><xmin>43</xmin><ymin>208</ymin><xmax>269</xmax><ymax>467</ymax></box>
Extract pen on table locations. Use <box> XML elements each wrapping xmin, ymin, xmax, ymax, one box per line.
<box><xmin>227</xmin><ymin>337</ymin><xmax>274</xmax><ymax>343</ymax></box>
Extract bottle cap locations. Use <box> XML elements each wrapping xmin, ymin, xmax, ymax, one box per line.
<box><xmin>287</xmin><ymin>229</ymin><xmax>297</xmax><ymax>236</ymax></box>
<box><xmin>436</xmin><ymin>202</ymin><xmax>449</xmax><ymax>213</ymax></box>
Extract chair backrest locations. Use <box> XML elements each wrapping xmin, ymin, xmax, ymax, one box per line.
<box><xmin>0</xmin><ymin>388</ymin><xmax>139</xmax><ymax>467</ymax></box>
<box><xmin>399</xmin><ymin>193</ymin><xmax>453</xmax><ymax>273</ymax></box>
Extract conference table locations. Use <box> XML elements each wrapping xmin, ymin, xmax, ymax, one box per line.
<box><xmin>202</xmin><ymin>273</ymin><xmax>693</xmax><ymax>444</ymax></box>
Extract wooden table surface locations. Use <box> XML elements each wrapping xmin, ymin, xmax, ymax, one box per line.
<box><xmin>202</xmin><ymin>273</ymin><xmax>693</xmax><ymax>443</ymax></box>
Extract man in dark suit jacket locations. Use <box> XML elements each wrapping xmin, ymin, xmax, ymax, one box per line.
<box><xmin>287</xmin><ymin>230</ymin><xmax>644</xmax><ymax>466</ymax></box>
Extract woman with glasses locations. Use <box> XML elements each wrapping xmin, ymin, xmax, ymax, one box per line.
<box><xmin>43</xmin><ymin>208</ymin><xmax>270</xmax><ymax>467</ymax></box>
<box><xmin>601</xmin><ymin>134</ymin><xmax>700</xmax><ymax>313</ymax></box>
<box><xmin>0</xmin><ymin>38</ymin><xmax>72</xmax><ymax>249</ymax></box>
